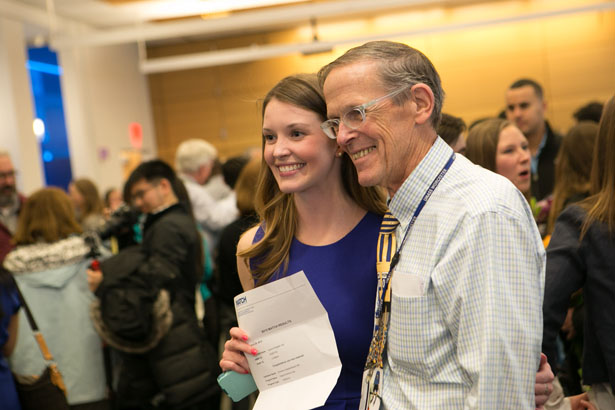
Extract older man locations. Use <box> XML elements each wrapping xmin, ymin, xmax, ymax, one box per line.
<box><xmin>175</xmin><ymin>139</ymin><xmax>238</xmax><ymax>254</ymax></box>
<box><xmin>0</xmin><ymin>151</ymin><xmax>25</xmax><ymax>261</ymax></box>
<box><xmin>319</xmin><ymin>41</ymin><xmax>549</xmax><ymax>409</ymax></box>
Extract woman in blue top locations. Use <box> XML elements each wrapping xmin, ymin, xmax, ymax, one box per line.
<box><xmin>219</xmin><ymin>73</ymin><xmax>387</xmax><ymax>409</ymax></box>
<box><xmin>0</xmin><ymin>265</ymin><xmax>21</xmax><ymax>410</ymax></box>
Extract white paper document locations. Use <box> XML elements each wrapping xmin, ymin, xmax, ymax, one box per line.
<box><xmin>234</xmin><ymin>270</ymin><xmax>342</xmax><ymax>410</ymax></box>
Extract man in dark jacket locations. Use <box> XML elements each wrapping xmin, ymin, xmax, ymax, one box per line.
<box><xmin>88</xmin><ymin>160</ymin><xmax>219</xmax><ymax>410</ymax></box>
<box><xmin>505</xmin><ymin>78</ymin><xmax>562</xmax><ymax>201</ymax></box>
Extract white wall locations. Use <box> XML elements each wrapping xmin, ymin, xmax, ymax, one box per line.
<box><xmin>1</xmin><ymin>15</ymin><xmax>157</xmax><ymax>196</ymax></box>
<box><xmin>0</xmin><ymin>17</ymin><xmax>44</xmax><ymax>195</ymax></box>
<box><xmin>59</xmin><ymin>40</ymin><xmax>157</xmax><ymax>194</ymax></box>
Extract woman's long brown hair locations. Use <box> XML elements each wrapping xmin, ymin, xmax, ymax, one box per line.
<box><xmin>238</xmin><ymin>74</ymin><xmax>386</xmax><ymax>286</ymax></box>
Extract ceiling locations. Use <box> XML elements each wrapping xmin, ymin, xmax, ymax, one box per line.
<box><xmin>2</xmin><ymin>0</ymin><xmax>613</xmax><ymax>72</ymax></box>
<box><xmin>4</xmin><ymin>0</ymin><xmax>470</xmax><ymax>46</ymax></box>
<box><xmin>15</xmin><ymin>0</ymin><xmax>330</xmax><ymax>28</ymax></box>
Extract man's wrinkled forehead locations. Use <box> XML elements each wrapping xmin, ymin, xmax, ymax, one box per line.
<box><xmin>0</xmin><ymin>155</ymin><xmax>14</xmax><ymax>172</ymax></box>
<box><xmin>323</xmin><ymin>60</ymin><xmax>383</xmax><ymax>115</ymax></box>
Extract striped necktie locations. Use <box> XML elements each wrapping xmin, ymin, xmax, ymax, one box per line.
<box><xmin>366</xmin><ymin>209</ymin><xmax>400</xmax><ymax>369</ymax></box>
<box><xmin>377</xmin><ymin>210</ymin><xmax>400</xmax><ymax>276</ymax></box>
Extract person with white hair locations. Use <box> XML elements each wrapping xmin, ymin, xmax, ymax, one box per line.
<box><xmin>175</xmin><ymin>139</ymin><xmax>239</xmax><ymax>253</ymax></box>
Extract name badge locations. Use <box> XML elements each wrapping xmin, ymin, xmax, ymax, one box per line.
<box><xmin>359</xmin><ymin>367</ymin><xmax>383</xmax><ymax>410</ymax></box>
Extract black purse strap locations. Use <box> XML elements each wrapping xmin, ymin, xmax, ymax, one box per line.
<box><xmin>14</xmin><ymin>282</ymin><xmax>55</xmax><ymax>362</ymax></box>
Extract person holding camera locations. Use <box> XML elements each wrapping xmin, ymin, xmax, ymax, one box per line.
<box><xmin>87</xmin><ymin>160</ymin><xmax>219</xmax><ymax>410</ymax></box>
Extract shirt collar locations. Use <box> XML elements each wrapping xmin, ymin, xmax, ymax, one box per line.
<box><xmin>531</xmin><ymin>131</ymin><xmax>548</xmax><ymax>175</ymax></box>
<box><xmin>388</xmin><ymin>136</ymin><xmax>454</xmax><ymax>225</ymax></box>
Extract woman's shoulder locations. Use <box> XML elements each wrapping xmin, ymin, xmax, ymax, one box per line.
<box><xmin>237</xmin><ymin>225</ymin><xmax>260</xmax><ymax>254</ymax></box>
<box><xmin>350</xmin><ymin>210</ymin><xmax>383</xmax><ymax>235</ymax></box>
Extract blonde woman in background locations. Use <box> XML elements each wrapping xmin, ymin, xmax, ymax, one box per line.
<box><xmin>69</xmin><ymin>178</ymin><xmax>106</xmax><ymax>232</ymax></box>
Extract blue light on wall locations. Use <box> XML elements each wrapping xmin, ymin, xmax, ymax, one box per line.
<box><xmin>27</xmin><ymin>46</ymin><xmax>72</xmax><ymax>190</ymax></box>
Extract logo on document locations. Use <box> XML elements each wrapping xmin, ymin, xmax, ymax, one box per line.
<box><xmin>235</xmin><ymin>296</ymin><xmax>247</xmax><ymax>306</ymax></box>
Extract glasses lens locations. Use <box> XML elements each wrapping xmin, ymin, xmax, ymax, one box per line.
<box><xmin>343</xmin><ymin>108</ymin><xmax>365</xmax><ymax>129</ymax></box>
<box><xmin>321</xmin><ymin>120</ymin><xmax>339</xmax><ymax>139</ymax></box>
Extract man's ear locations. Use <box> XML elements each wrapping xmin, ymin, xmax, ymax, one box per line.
<box><xmin>158</xmin><ymin>178</ymin><xmax>172</xmax><ymax>194</ymax></box>
<box><xmin>410</xmin><ymin>83</ymin><xmax>435</xmax><ymax>125</ymax></box>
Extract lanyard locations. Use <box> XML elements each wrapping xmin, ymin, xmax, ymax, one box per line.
<box><xmin>361</xmin><ymin>151</ymin><xmax>456</xmax><ymax>410</ymax></box>
<box><xmin>373</xmin><ymin>151</ymin><xmax>455</xmax><ymax>334</ymax></box>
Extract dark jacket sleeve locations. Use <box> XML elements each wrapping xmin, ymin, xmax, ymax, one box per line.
<box><xmin>582</xmin><ymin>214</ymin><xmax>615</xmax><ymax>389</ymax></box>
<box><xmin>137</xmin><ymin>217</ymin><xmax>191</xmax><ymax>288</ymax></box>
<box><xmin>542</xmin><ymin>206</ymin><xmax>586</xmax><ymax>373</ymax></box>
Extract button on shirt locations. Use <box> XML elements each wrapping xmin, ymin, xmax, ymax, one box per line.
<box><xmin>382</xmin><ymin>137</ymin><xmax>545</xmax><ymax>409</ymax></box>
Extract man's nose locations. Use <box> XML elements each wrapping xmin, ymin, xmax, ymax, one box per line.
<box><xmin>336</xmin><ymin>122</ymin><xmax>355</xmax><ymax>147</ymax></box>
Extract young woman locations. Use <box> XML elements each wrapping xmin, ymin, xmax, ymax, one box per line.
<box><xmin>6</xmin><ymin>188</ymin><xmax>108</xmax><ymax>410</ymax></box>
<box><xmin>543</xmin><ymin>95</ymin><xmax>615</xmax><ymax>410</ymax></box>
<box><xmin>465</xmin><ymin>118</ymin><xmax>531</xmax><ymax>197</ymax></box>
<box><xmin>69</xmin><ymin>178</ymin><xmax>106</xmax><ymax>232</ymax></box>
<box><xmin>219</xmin><ymin>73</ymin><xmax>387</xmax><ymax>409</ymax></box>
<box><xmin>546</xmin><ymin>121</ymin><xmax>599</xmax><ymax>236</ymax></box>
<box><xmin>542</xmin><ymin>122</ymin><xmax>598</xmax><ymax>398</ymax></box>
<box><xmin>464</xmin><ymin>118</ymin><xmax>557</xmax><ymax>236</ymax></box>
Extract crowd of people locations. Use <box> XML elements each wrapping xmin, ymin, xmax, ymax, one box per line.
<box><xmin>0</xmin><ymin>39</ymin><xmax>613</xmax><ymax>410</ymax></box>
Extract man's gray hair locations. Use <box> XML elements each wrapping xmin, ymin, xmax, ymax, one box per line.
<box><xmin>175</xmin><ymin>139</ymin><xmax>218</xmax><ymax>173</ymax></box>
<box><xmin>318</xmin><ymin>40</ymin><xmax>445</xmax><ymax>128</ymax></box>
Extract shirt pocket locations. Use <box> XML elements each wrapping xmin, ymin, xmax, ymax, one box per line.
<box><xmin>387</xmin><ymin>273</ymin><xmax>439</xmax><ymax>378</ymax></box>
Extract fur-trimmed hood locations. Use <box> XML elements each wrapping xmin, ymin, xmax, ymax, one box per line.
<box><xmin>90</xmin><ymin>289</ymin><xmax>173</xmax><ymax>354</ymax></box>
<box><xmin>4</xmin><ymin>236</ymin><xmax>91</xmax><ymax>290</ymax></box>
<box><xmin>4</xmin><ymin>236</ymin><xmax>90</xmax><ymax>273</ymax></box>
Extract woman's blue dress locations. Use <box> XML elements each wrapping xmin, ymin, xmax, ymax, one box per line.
<box><xmin>253</xmin><ymin>211</ymin><xmax>381</xmax><ymax>410</ymax></box>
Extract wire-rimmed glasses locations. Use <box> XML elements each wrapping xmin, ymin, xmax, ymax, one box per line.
<box><xmin>320</xmin><ymin>84</ymin><xmax>411</xmax><ymax>140</ymax></box>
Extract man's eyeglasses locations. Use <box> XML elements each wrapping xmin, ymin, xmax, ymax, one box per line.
<box><xmin>320</xmin><ymin>84</ymin><xmax>411</xmax><ymax>140</ymax></box>
<box><xmin>0</xmin><ymin>170</ymin><xmax>16</xmax><ymax>180</ymax></box>
<box><xmin>130</xmin><ymin>184</ymin><xmax>157</xmax><ymax>204</ymax></box>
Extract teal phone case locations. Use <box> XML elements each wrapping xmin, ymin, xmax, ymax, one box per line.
<box><xmin>217</xmin><ymin>371</ymin><xmax>258</xmax><ymax>402</ymax></box>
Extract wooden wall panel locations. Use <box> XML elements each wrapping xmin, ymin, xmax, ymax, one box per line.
<box><xmin>147</xmin><ymin>2</ymin><xmax>615</xmax><ymax>165</ymax></box>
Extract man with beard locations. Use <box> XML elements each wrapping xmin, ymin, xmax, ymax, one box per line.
<box><xmin>0</xmin><ymin>151</ymin><xmax>25</xmax><ymax>261</ymax></box>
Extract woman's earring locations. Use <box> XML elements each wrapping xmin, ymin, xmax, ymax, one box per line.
<box><xmin>335</xmin><ymin>149</ymin><xmax>343</xmax><ymax>158</ymax></box>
